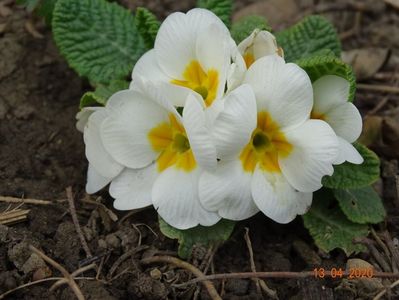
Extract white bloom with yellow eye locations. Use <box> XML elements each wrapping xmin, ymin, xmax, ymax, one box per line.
<box><xmin>228</xmin><ymin>29</ymin><xmax>282</xmax><ymax>91</ymax></box>
<box><xmin>79</xmin><ymin>107</ymin><xmax>124</xmax><ymax>194</ymax></box>
<box><xmin>99</xmin><ymin>78</ymin><xmax>220</xmax><ymax>229</ymax></box>
<box><xmin>311</xmin><ymin>75</ymin><xmax>363</xmax><ymax>165</ymax></box>
<box><xmin>200</xmin><ymin>55</ymin><xmax>339</xmax><ymax>223</ymax></box>
<box><xmin>131</xmin><ymin>8</ymin><xmax>232</xmax><ymax>108</ymax></box>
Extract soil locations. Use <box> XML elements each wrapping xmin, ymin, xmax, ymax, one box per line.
<box><xmin>1</xmin><ymin>0</ymin><xmax>399</xmax><ymax>299</ymax></box>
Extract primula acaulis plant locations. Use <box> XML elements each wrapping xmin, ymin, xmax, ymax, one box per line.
<box><xmin>35</xmin><ymin>0</ymin><xmax>384</xmax><ymax>258</ymax></box>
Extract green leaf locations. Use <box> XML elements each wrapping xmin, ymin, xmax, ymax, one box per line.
<box><xmin>79</xmin><ymin>79</ymin><xmax>129</xmax><ymax>109</ymax></box>
<box><xmin>159</xmin><ymin>217</ymin><xmax>235</xmax><ymax>259</ymax></box>
<box><xmin>231</xmin><ymin>15</ymin><xmax>271</xmax><ymax>44</ymax></box>
<box><xmin>322</xmin><ymin>143</ymin><xmax>380</xmax><ymax>189</ymax></box>
<box><xmin>276</xmin><ymin>15</ymin><xmax>341</xmax><ymax>62</ymax></box>
<box><xmin>52</xmin><ymin>0</ymin><xmax>146</xmax><ymax>84</ymax></box>
<box><xmin>17</xmin><ymin>0</ymin><xmax>57</xmax><ymax>24</ymax></box>
<box><xmin>334</xmin><ymin>186</ymin><xmax>386</xmax><ymax>224</ymax></box>
<box><xmin>16</xmin><ymin>0</ymin><xmax>40</xmax><ymax>12</ymax></box>
<box><xmin>302</xmin><ymin>190</ymin><xmax>368</xmax><ymax>255</ymax></box>
<box><xmin>297</xmin><ymin>54</ymin><xmax>356</xmax><ymax>102</ymax></box>
<box><xmin>37</xmin><ymin>0</ymin><xmax>57</xmax><ymax>25</ymax></box>
<box><xmin>197</xmin><ymin>0</ymin><xmax>233</xmax><ymax>28</ymax></box>
<box><xmin>135</xmin><ymin>7</ymin><xmax>160</xmax><ymax>49</ymax></box>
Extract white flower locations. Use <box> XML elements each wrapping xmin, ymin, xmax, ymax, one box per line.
<box><xmin>80</xmin><ymin>107</ymin><xmax>124</xmax><ymax>194</ymax></box>
<box><xmin>200</xmin><ymin>56</ymin><xmax>339</xmax><ymax>224</ymax></box>
<box><xmin>131</xmin><ymin>8</ymin><xmax>232</xmax><ymax>108</ymax></box>
<box><xmin>99</xmin><ymin>79</ymin><xmax>220</xmax><ymax>229</ymax></box>
<box><xmin>311</xmin><ymin>75</ymin><xmax>363</xmax><ymax>165</ymax></box>
<box><xmin>228</xmin><ymin>29</ymin><xmax>282</xmax><ymax>91</ymax></box>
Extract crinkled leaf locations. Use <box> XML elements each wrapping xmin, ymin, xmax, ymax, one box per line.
<box><xmin>135</xmin><ymin>7</ymin><xmax>160</xmax><ymax>49</ymax></box>
<box><xmin>334</xmin><ymin>186</ymin><xmax>386</xmax><ymax>224</ymax></box>
<box><xmin>197</xmin><ymin>0</ymin><xmax>233</xmax><ymax>28</ymax></box>
<box><xmin>79</xmin><ymin>80</ymin><xmax>129</xmax><ymax>109</ymax></box>
<box><xmin>231</xmin><ymin>15</ymin><xmax>271</xmax><ymax>44</ymax></box>
<box><xmin>302</xmin><ymin>190</ymin><xmax>368</xmax><ymax>255</ymax></box>
<box><xmin>322</xmin><ymin>143</ymin><xmax>380</xmax><ymax>189</ymax></box>
<box><xmin>159</xmin><ymin>217</ymin><xmax>235</xmax><ymax>259</ymax></box>
<box><xmin>297</xmin><ymin>53</ymin><xmax>356</xmax><ymax>101</ymax></box>
<box><xmin>52</xmin><ymin>0</ymin><xmax>145</xmax><ymax>84</ymax></box>
<box><xmin>276</xmin><ymin>15</ymin><xmax>341</xmax><ymax>62</ymax></box>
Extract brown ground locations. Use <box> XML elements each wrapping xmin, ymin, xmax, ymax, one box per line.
<box><xmin>1</xmin><ymin>0</ymin><xmax>399</xmax><ymax>299</ymax></box>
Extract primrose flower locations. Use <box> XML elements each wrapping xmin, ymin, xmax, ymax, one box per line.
<box><xmin>200</xmin><ymin>56</ymin><xmax>339</xmax><ymax>223</ymax></box>
<box><xmin>79</xmin><ymin>107</ymin><xmax>124</xmax><ymax>194</ymax></box>
<box><xmin>131</xmin><ymin>8</ymin><xmax>232</xmax><ymax>108</ymax></box>
<box><xmin>228</xmin><ymin>29</ymin><xmax>282</xmax><ymax>91</ymax></box>
<box><xmin>99</xmin><ymin>79</ymin><xmax>220</xmax><ymax>229</ymax></box>
<box><xmin>311</xmin><ymin>75</ymin><xmax>363</xmax><ymax>165</ymax></box>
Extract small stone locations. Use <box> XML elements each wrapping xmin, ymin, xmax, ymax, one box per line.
<box><xmin>150</xmin><ymin>268</ymin><xmax>162</xmax><ymax>280</ymax></box>
<box><xmin>105</xmin><ymin>234</ymin><xmax>120</xmax><ymax>249</ymax></box>
<box><xmin>21</xmin><ymin>253</ymin><xmax>46</xmax><ymax>274</ymax></box>
<box><xmin>13</xmin><ymin>105</ymin><xmax>35</xmax><ymax>120</ymax></box>
<box><xmin>98</xmin><ymin>239</ymin><xmax>107</xmax><ymax>249</ymax></box>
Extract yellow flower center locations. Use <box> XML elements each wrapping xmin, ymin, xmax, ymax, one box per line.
<box><xmin>171</xmin><ymin>60</ymin><xmax>219</xmax><ymax>107</ymax></box>
<box><xmin>239</xmin><ymin>111</ymin><xmax>292</xmax><ymax>173</ymax></box>
<box><xmin>148</xmin><ymin>114</ymin><xmax>196</xmax><ymax>172</ymax></box>
<box><xmin>243</xmin><ymin>53</ymin><xmax>255</xmax><ymax>69</ymax></box>
<box><xmin>310</xmin><ymin>110</ymin><xmax>326</xmax><ymax>121</ymax></box>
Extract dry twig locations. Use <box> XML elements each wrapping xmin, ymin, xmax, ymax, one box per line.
<box><xmin>0</xmin><ymin>208</ymin><xmax>30</xmax><ymax>225</ymax></box>
<box><xmin>29</xmin><ymin>245</ymin><xmax>85</xmax><ymax>300</ymax></box>
<box><xmin>141</xmin><ymin>255</ymin><xmax>222</xmax><ymax>300</ymax></box>
<box><xmin>0</xmin><ymin>195</ymin><xmax>53</xmax><ymax>205</ymax></box>
<box><xmin>357</xmin><ymin>83</ymin><xmax>399</xmax><ymax>94</ymax></box>
<box><xmin>244</xmin><ymin>228</ymin><xmax>278</xmax><ymax>299</ymax></box>
<box><xmin>373</xmin><ymin>278</ymin><xmax>399</xmax><ymax>300</ymax></box>
<box><xmin>66</xmin><ymin>187</ymin><xmax>92</xmax><ymax>258</ymax></box>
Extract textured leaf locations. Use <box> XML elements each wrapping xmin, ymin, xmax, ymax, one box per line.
<box><xmin>135</xmin><ymin>7</ymin><xmax>160</xmax><ymax>49</ymax></box>
<box><xmin>80</xmin><ymin>80</ymin><xmax>129</xmax><ymax>109</ymax></box>
<box><xmin>322</xmin><ymin>143</ymin><xmax>380</xmax><ymax>189</ymax></box>
<box><xmin>297</xmin><ymin>54</ymin><xmax>356</xmax><ymax>101</ymax></box>
<box><xmin>197</xmin><ymin>0</ymin><xmax>233</xmax><ymax>28</ymax></box>
<box><xmin>231</xmin><ymin>15</ymin><xmax>271</xmax><ymax>44</ymax></box>
<box><xmin>276</xmin><ymin>15</ymin><xmax>341</xmax><ymax>62</ymax></box>
<box><xmin>302</xmin><ymin>190</ymin><xmax>368</xmax><ymax>255</ymax></box>
<box><xmin>52</xmin><ymin>0</ymin><xmax>145</xmax><ymax>84</ymax></box>
<box><xmin>159</xmin><ymin>217</ymin><xmax>235</xmax><ymax>259</ymax></box>
<box><xmin>334</xmin><ymin>186</ymin><xmax>386</xmax><ymax>224</ymax></box>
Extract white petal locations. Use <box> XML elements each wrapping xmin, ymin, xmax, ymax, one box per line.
<box><xmin>131</xmin><ymin>49</ymin><xmax>170</xmax><ymax>85</ymax></box>
<box><xmin>76</xmin><ymin>107</ymin><xmax>101</xmax><ymax>133</ymax></box>
<box><xmin>86</xmin><ymin>164</ymin><xmax>114</xmax><ymax>194</ymax></box>
<box><xmin>134</xmin><ymin>77</ymin><xmax>189</xmax><ymax>111</ymax></box>
<box><xmin>110</xmin><ymin>164</ymin><xmax>157</xmax><ymax>210</ymax></box>
<box><xmin>280</xmin><ymin>120</ymin><xmax>338</xmax><ymax>192</ymax></box>
<box><xmin>199</xmin><ymin>159</ymin><xmax>259</xmax><ymax>220</ymax></box>
<box><xmin>333</xmin><ymin>137</ymin><xmax>364</xmax><ymax>165</ymax></box>
<box><xmin>183</xmin><ymin>94</ymin><xmax>217</xmax><ymax>172</ymax></box>
<box><xmin>325</xmin><ymin>102</ymin><xmax>362</xmax><ymax>143</ymax></box>
<box><xmin>244</xmin><ymin>55</ymin><xmax>313</xmax><ymax>129</ymax></box>
<box><xmin>155</xmin><ymin>8</ymin><xmax>227</xmax><ymax>79</ymax></box>
<box><xmin>213</xmin><ymin>84</ymin><xmax>257</xmax><ymax>160</ymax></box>
<box><xmin>84</xmin><ymin>109</ymin><xmax>124</xmax><ymax>178</ymax></box>
<box><xmin>251</xmin><ymin>166</ymin><xmax>312</xmax><ymax>224</ymax></box>
<box><xmin>152</xmin><ymin>167</ymin><xmax>220</xmax><ymax>230</ymax></box>
<box><xmin>312</xmin><ymin>75</ymin><xmax>350</xmax><ymax>114</ymax></box>
<box><xmin>238</xmin><ymin>30</ymin><xmax>278</xmax><ymax>59</ymax></box>
<box><xmin>253</xmin><ymin>31</ymin><xmax>279</xmax><ymax>59</ymax></box>
<box><xmin>227</xmin><ymin>39</ymin><xmax>247</xmax><ymax>91</ymax></box>
<box><xmin>101</xmin><ymin>90</ymin><xmax>169</xmax><ymax>168</ymax></box>
<box><xmin>196</xmin><ymin>23</ymin><xmax>230</xmax><ymax>99</ymax></box>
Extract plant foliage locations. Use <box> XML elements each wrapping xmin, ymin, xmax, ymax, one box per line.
<box><xmin>197</xmin><ymin>0</ymin><xmax>233</xmax><ymax>28</ymax></box>
<box><xmin>135</xmin><ymin>7</ymin><xmax>160</xmax><ymax>49</ymax></box>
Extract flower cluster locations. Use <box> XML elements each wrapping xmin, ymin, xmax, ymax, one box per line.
<box><xmin>78</xmin><ymin>9</ymin><xmax>363</xmax><ymax>229</ymax></box>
